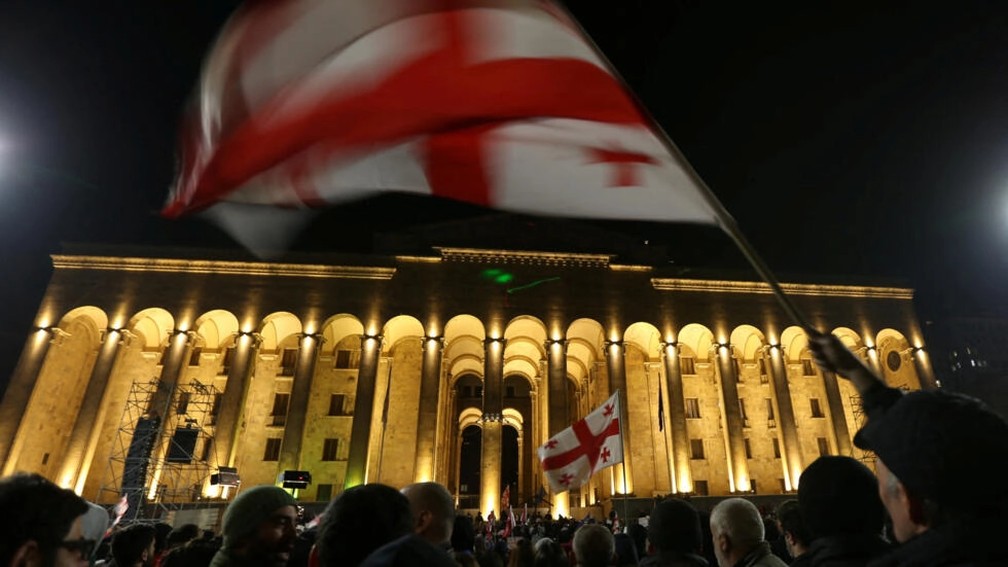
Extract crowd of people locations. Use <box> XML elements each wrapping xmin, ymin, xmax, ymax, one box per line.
<box><xmin>2</xmin><ymin>331</ymin><xmax>1007</xmax><ymax>567</ymax></box>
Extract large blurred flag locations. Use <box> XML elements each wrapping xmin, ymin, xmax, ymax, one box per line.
<box><xmin>164</xmin><ymin>0</ymin><xmax>721</xmax><ymax>253</ymax></box>
<box><xmin>538</xmin><ymin>391</ymin><xmax>623</xmax><ymax>493</ymax></box>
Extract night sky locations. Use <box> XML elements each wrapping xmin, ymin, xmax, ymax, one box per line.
<box><xmin>1</xmin><ymin>2</ymin><xmax>1007</xmax><ymax>382</ymax></box>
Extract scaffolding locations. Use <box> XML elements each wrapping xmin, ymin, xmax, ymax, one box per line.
<box><xmin>101</xmin><ymin>377</ymin><xmax>221</xmax><ymax>521</ymax></box>
<box><xmin>848</xmin><ymin>393</ymin><xmax>875</xmax><ymax>465</ymax></box>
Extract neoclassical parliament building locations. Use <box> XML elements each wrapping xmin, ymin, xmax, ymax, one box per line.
<box><xmin>0</xmin><ymin>223</ymin><xmax>934</xmax><ymax>518</ymax></box>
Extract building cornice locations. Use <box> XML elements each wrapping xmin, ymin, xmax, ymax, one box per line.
<box><xmin>651</xmin><ymin>278</ymin><xmax>913</xmax><ymax>299</ymax></box>
<box><xmin>436</xmin><ymin>247</ymin><xmax>611</xmax><ymax>267</ymax></box>
<box><xmin>51</xmin><ymin>255</ymin><xmax>396</xmax><ymax>280</ymax></box>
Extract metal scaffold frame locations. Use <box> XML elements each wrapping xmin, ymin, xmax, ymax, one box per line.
<box><xmin>101</xmin><ymin>377</ymin><xmax>221</xmax><ymax>521</ymax></box>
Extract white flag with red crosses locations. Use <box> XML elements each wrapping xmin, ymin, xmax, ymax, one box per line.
<box><xmin>538</xmin><ymin>391</ymin><xmax>623</xmax><ymax>493</ymax></box>
<box><xmin>164</xmin><ymin>0</ymin><xmax>720</xmax><ymax>254</ymax></box>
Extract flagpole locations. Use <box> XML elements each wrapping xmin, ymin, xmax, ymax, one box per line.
<box><xmin>617</xmin><ymin>389</ymin><xmax>629</xmax><ymax>532</ymax></box>
<box><xmin>554</xmin><ymin>2</ymin><xmax>815</xmax><ymax>332</ymax></box>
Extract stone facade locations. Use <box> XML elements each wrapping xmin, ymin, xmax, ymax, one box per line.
<box><xmin>0</xmin><ymin>245</ymin><xmax>933</xmax><ymax>517</ymax></box>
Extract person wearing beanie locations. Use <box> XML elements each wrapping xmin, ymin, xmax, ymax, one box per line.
<box><xmin>809</xmin><ymin>330</ymin><xmax>1008</xmax><ymax>566</ymax></box>
<box><xmin>641</xmin><ymin>498</ymin><xmax>707</xmax><ymax>567</ymax></box>
<box><xmin>208</xmin><ymin>484</ymin><xmax>298</xmax><ymax>567</ymax></box>
<box><xmin>796</xmin><ymin>457</ymin><xmax>891</xmax><ymax>566</ymax></box>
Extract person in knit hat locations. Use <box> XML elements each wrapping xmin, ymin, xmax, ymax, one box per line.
<box><xmin>808</xmin><ymin>330</ymin><xmax>1008</xmax><ymax>566</ymax></box>
<box><xmin>208</xmin><ymin>484</ymin><xmax>298</xmax><ymax>567</ymax></box>
<box><xmin>796</xmin><ymin>456</ymin><xmax>891</xmax><ymax>566</ymax></box>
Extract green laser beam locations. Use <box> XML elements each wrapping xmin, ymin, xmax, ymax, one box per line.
<box><xmin>507</xmin><ymin>277</ymin><xmax>561</xmax><ymax>294</ymax></box>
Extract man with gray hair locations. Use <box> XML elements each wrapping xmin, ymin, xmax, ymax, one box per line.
<box><xmin>709</xmin><ymin>498</ymin><xmax>786</xmax><ymax>567</ymax></box>
<box><xmin>572</xmin><ymin>524</ymin><xmax>615</xmax><ymax>567</ymax></box>
<box><xmin>400</xmin><ymin>482</ymin><xmax>456</xmax><ymax>551</ymax></box>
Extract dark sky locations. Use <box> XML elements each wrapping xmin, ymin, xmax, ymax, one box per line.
<box><xmin>1</xmin><ymin>2</ymin><xmax>1007</xmax><ymax>380</ymax></box>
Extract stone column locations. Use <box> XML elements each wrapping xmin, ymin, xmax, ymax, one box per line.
<box><xmin>344</xmin><ymin>334</ymin><xmax>383</xmax><ymax>489</ymax></box>
<box><xmin>911</xmin><ymin>348</ymin><xmax>937</xmax><ymax>390</ymax></box>
<box><xmin>766</xmin><ymin>345</ymin><xmax>802</xmax><ymax>490</ymax></box>
<box><xmin>414</xmin><ymin>336</ymin><xmax>445</xmax><ymax>483</ymax></box>
<box><xmin>216</xmin><ymin>332</ymin><xmax>261</xmax><ymax>468</ymax></box>
<box><xmin>821</xmin><ymin>370</ymin><xmax>853</xmax><ymax>456</ymax></box>
<box><xmin>144</xmin><ymin>329</ymin><xmax>197</xmax><ymax>500</ymax></box>
<box><xmin>529</xmin><ymin>386</ymin><xmax>541</xmax><ymax>502</ymax></box>
<box><xmin>546</xmin><ymin>338</ymin><xmax>570</xmax><ymax>516</ymax></box>
<box><xmin>865</xmin><ymin>346</ymin><xmax>884</xmax><ymax>377</ymax></box>
<box><xmin>278</xmin><ymin>333</ymin><xmax>323</xmax><ymax>472</ymax></box>
<box><xmin>480</xmin><ymin>337</ymin><xmax>505</xmax><ymax>516</ymax></box>
<box><xmin>58</xmin><ymin>328</ymin><xmax>129</xmax><ymax>491</ymax></box>
<box><xmin>0</xmin><ymin>328</ymin><xmax>63</xmax><ymax>473</ymax></box>
<box><xmin>661</xmin><ymin>342</ymin><xmax>691</xmax><ymax>494</ymax></box>
<box><xmin>714</xmin><ymin>344</ymin><xmax>750</xmax><ymax>492</ymax></box>
<box><xmin>604</xmin><ymin>340</ymin><xmax>633</xmax><ymax>495</ymax></box>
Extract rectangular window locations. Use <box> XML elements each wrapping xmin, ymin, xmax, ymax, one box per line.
<box><xmin>316</xmin><ymin>484</ymin><xmax>333</xmax><ymax>502</ymax></box>
<box><xmin>189</xmin><ymin>347</ymin><xmax>202</xmax><ymax>366</ymax></box>
<box><xmin>817</xmin><ymin>437</ymin><xmax>830</xmax><ymax>456</ymax></box>
<box><xmin>506</xmin><ymin>386</ymin><xmax>515</xmax><ymax>398</ymax></box>
<box><xmin>810</xmin><ymin>398</ymin><xmax>825</xmax><ymax>418</ymax></box>
<box><xmin>744</xmin><ymin>438</ymin><xmax>752</xmax><ymax>459</ymax></box>
<box><xmin>739</xmin><ymin>398</ymin><xmax>750</xmax><ymax>427</ymax></box>
<box><xmin>41</xmin><ymin>453</ymin><xmax>49</xmax><ymax>465</ymax></box>
<box><xmin>263</xmin><ymin>438</ymin><xmax>281</xmax><ymax>461</ymax></box>
<box><xmin>694</xmin><ymin>480</ymin><xmax>709</xmax><ymax>496</ymax></box>
<box><xmin>474</xmin><ymin>386</ymin><xmax>483</xmax><ymax>397</ymax></box>
<box><xmin>685</xmin><ymin>398</ymin><xmax>701</xmax><ymax>419</ymax></box>
<box><xmin>773</xmin><ymin>438</ymin><xmax>781</xmax><ymax>459</ymax></box>
<box><xmin>322</xmin><ymin>438</ymin><xmax>339</xmax><ymax>461</ymax></box>
<box><xmin>209</xmin><ymin>394</ymin><xmax>222</xmax><ymax>425</ymax></box>
<box><xmin>271</xmin><ymin>393</ymin><xmax>290</xmax><ymax>426</ymax></box>
<box><xmin>802</xmin><ymin>359</ymin><xmax>816</xmax><ymax>376</ymax></box>
<box><xmin>758</xmin><ymin>358</ymin><xmax>768</xmax><ymax>384</ymax></box>
<box><xmin>689</xmin><ymin>439</ymin><xmax>705</xmax><ymax>460</ymax></box>
<box><xmin>328</xmin><ymin>394</ymin><xmax>348</xmax><ymax>416</ymax></box>
<box><xmin>176</xmin><ymin>392</ymin><xmax>191</xmax><ymax>415</ymax></box>
<box><xmin>279</xmin><ymin>349</ymin><xmax>298</xmax><ymax>376</ymax></box>
<box><xmin>680</xmin><ymin>356</ymin><xmax>696</xmax><ymax>375</ymax></box>
<box><xmin>779</xmin><ymin>478</ymin><xmax>788</xmax><ymax>493</ymax></box>
<box><xmin>750</xmin><ymin>479</ymin><xmax>758</xmax><ymax>494</ymax></box>
<box><xmin>334</xmin><ymin>349</ymin><xmax>360</xmax><ymax>369</ymax></box>
<box><xmin>219</xmin><ymin>347</ymin><xmax>235</xmax><ymax>376</ymax></box>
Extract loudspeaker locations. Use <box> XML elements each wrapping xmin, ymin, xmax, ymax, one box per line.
<box><xmin>281</xmin><ymin>470</ymin><xmax>311</xmax><ymax>489</ymax></box>
<box><xmin>210</xmin><ymin>466</ymin><xmax>240</xmax><ymax>487</ymax></box>
<box><xmin>166</xmin><ymin>428</ymin><xmax>199</xmax><ymax>463</ymax></box>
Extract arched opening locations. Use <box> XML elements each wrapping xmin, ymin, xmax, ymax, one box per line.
<box><xmin>458</xmin><ymin>425</ymin><xmax>482</xmax><ymax>509</ymax></box>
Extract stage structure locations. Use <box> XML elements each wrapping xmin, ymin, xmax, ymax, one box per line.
<box><xmin>101</xmin><ymin>375</ymin><xmax>221</xmax><ymax>521</ymax></box>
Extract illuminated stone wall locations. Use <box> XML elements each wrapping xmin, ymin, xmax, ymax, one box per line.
<box><xmin>0</xmin><ymin>246</ymin><xmax>932</xmax><ymax>513</ymax></box>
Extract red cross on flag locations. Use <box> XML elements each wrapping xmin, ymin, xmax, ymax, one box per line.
<box><xmin>538</xmin><ymin>391</ymin><xmax>623</xmax><ymax>493</ymax></box>
<box><xmin>163</xmin><ymin>0</ymin><xmax>721</xmax><ymax>254</ymax></box>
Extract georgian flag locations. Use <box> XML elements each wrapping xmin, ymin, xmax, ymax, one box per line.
<box><xmin>538</xmin><ymin>391</ymin><xmax>623</xmax><ymax>493</ymax></box>
<box><xmin>164</xmin><ymin>0</ymin><xmax>720</xmax><ymax>254</ymax></box>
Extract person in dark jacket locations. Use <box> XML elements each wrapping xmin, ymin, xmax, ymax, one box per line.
<box><xmin>641</xmin><ymin>498</ymin><xmax>708</xmax><ymax>567</ymax></box>
<box><xmin>809</xmin><ymin>330</ymin><xmax>1008</xmax><ymax>567</ymax></box>
<box><xmin>797</xmin><ymin>456</ymin><xmax>891</xmax><ymax>566</ymax></box>
<box><xmin>774</xmin><ymin>500</ymin><xmax>810</xmax><ymax>566</ymax></box>
<box><xmin>709</xmin><ymin>498</ymin><xmax>786</xmax><ymax>567</ymax></box>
